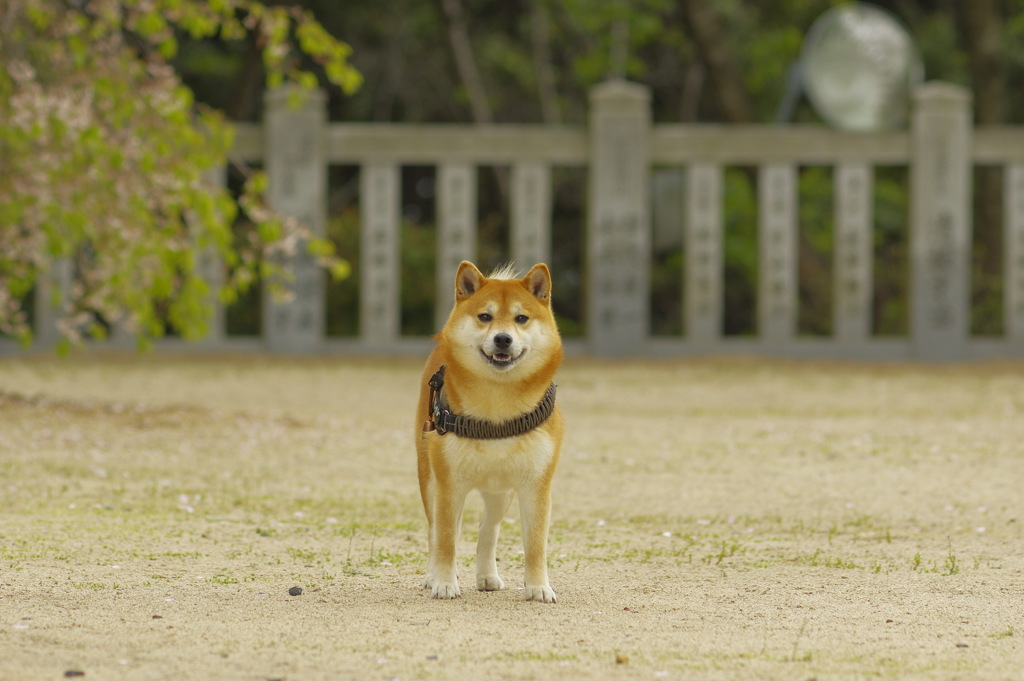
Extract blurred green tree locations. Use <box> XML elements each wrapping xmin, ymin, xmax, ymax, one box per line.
<box><xmin>0</xmin><ymin>0</ymin><xmax>360</xmax><ymax>348</ymax></box>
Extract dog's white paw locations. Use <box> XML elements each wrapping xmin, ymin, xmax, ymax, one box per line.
<box><xmin>524</xmin><ymin>584</ymin><xmax>557</xmax><ymax>603</ymax></box>
<box><xmin>431</xmin><ymin>580</ymin><xmax>461</xmax><ymax>599</ymax></box>
<box><xmin>477</xmin><ymin>574</ymin><xmax>505</xmax><ymax>591</ymax></box>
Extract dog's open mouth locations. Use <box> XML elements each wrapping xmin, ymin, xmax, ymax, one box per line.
<box><xmin>482</xmin><ymin>349</ymin><xmax>524</xmax><ymax>368</ymax></box>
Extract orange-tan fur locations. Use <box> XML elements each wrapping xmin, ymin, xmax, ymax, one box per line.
<box><xmin>415</xmin><ymin>261</ymin><xmax>564</xmax><ymax>602</ymax></box>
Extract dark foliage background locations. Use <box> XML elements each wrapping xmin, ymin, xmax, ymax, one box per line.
<box><xmin>177</xmin><ymin>0</ymin><xmax>1024</xmax><ymax>338</ymax></box>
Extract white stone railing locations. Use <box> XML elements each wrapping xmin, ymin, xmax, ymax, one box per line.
<box><xmin>17</xmin><ymin>79</ymin><xmax>1024</xmax><ymax>359</ymax></box>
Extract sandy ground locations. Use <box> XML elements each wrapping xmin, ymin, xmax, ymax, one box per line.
<box><xmin>1</xmin><ymin>354</ymin><xmax>1023</xmax><ymax>680</ymax></box>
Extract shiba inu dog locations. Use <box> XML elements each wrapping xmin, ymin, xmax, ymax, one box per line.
<box><xmin>416</xmin><ymin>261</ymin><xmax>564</xmax><ymax>603</ymax></box>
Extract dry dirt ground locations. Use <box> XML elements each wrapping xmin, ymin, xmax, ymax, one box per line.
<box><xmin>1</xmin><ymin>354</ymin><xmax>1023</xmax><ymax>681</ymax></box>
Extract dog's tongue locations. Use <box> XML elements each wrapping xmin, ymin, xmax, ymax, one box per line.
<box><xmin>493</xmin><ymin>353</ymin><xmax>511</xmax><ymax>362</ymax></box>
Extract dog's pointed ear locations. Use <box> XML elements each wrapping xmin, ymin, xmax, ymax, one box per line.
<box><xmin>455</xmin><ymin>261</ymin><xmax>486</xmax><ymax>301</ymax></box>
<box><xmin>522</xmin><ymin>263</ymin><xmax>552</xmax><ymax>304</ymax></box>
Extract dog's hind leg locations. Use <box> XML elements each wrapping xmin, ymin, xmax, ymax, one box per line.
<box><xmin>476</xmin><ymin>490</ymin><xmax>514</xmax><ymax>591</ymax></box>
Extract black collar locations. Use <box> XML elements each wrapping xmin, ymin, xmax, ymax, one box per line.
<box><xmin>422</xmin><ymin>364</ymin><xmax>557</xmax><ymax>439</ymax></box>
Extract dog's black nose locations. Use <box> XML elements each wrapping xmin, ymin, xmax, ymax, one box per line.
<box><xmin>493</xmin><ymin>333</ymin><xmax>513</xmax><ymax>351</ymax></box>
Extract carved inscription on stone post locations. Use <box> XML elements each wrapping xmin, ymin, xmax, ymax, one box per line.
<box><xmin>834</xmin><ymin>164</ymin><xmax>873</xmax><ymax>343</ymax></box>
<box><xmin>360</xmin><ymin>162</ymin><xmax>400</xmax><ymax>346</ymax></box>
<box><xmin>685</xmin><ymin>164</ymin><xmax>723</xmax><ymax>343</ymax></box>
<box><xmin>436</xmin><ymin>163</ymin><xmax>477</xmax><ymax>330</ymax></box>
<box><xmin>263</xmin><ymin>87</ymin><xmax>326</xmax><ymax>353</ymax></box>
<box><xmin>1006</xmin><ymin>164</ymin><xmax>1024</xmax><ymax>340</ymax></box>
<box><xmin>910</xmin><ymin>83</ymin><xmax>971</xmax><ymax>360</ymax></box>
<box><xmin>758</xmin><ymin>164</ymin><xmax>797</xmax><ymax>343</ymax></box>
<box><xmin>196</xmin><ymin>165</ymin><xmax>227</xmax><ymax>346</ymax></box>
<box><xmin>511</xmin><ymin>162</ymin><xmax>552</xmax><ymax>269</ymax></box>
<box><xmin>33</xmin><ymin>258</ymin><xmax>73</xmax><ymax>349</ymax></box>
<box><xmin>587</xmin><ymin>80</ymin><xmax>651</xmax><ymax>355</ymax></box>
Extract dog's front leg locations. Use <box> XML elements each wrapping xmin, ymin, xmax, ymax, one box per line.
<box><xmin>476</xmin><ymin>490</ymin><xmax>514</xmax><ymax>591</ymax></box>
<box><xmin>429</xmin><ymin>481</ymin><xmax>466</xmax><ymax>599</ymax></box>
<box><xmin>517</xmin><ymin>482</ymin><xmax>556</xmax><ymax>603</ymax></box>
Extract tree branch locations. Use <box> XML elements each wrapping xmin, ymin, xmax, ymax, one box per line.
<box><xmin>436</xmin><ymin>0</ymin><xmax>493</xmax><ymax>124</ymax></box>
<box><xmin>952</xmin><ymin>0</ymin><xmax>1006</xmax><ymax>125</ymax></box>
<box><xmin>677</xmin><ymin>0</ymin><xmax>754</xmax><ymax>123</ymax></box>
<box><xmin>530</xmin><ymin>0</ymin><xmax>561</xmax><ymax>124</ymax></box>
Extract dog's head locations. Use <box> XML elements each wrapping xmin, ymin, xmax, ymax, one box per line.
<box><xmin>443</xmin><ymin>261</ymin><xmax>562</xmax><ymax>379</ymax></box>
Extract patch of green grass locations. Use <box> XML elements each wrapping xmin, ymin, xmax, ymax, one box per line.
<box><xmin>485</xmin><ymin>650</ymin><xmax>579</xmax><ymax>663</ymax></box>
<box><xmin>287</xmin><ymin>547</ymin><xmax>332</xmax><ymax>564</ymax></box>
<box><xmin>944</xmin><ymin>550</ymin><xmax>960</xmax><ymax>576</ymax></box>
<box><xmin>137</xmin><ymin>551</ymin><xmax>205</xmax><ymax>560</ymax></box>
<box><xmin>69</xmin><ymin>581</ymin><xmax>108</xmax><ymax>590</ymax></box>
<box><xmin>703</xmin><ymin>540</ymin><xmax>745</xmax><ymax>566</ymax></box>
<box><xmin>785</xmin><ymin>548</ymin><xmax>861</xmax><ymax>570</ymax></box>
<box><xmin>367</xmin><ymin>547</ymin><xmax>422</xmax><ymax>568</ymax></box>
<box><xmin>210</xmin><ymin>573</ymin><xmax>241</xmax><ymax>585</ymax></box>
<box><xmin>908</xmin><ymin>542</ymin><xmax>974</xmax><ymax>576</ymax></box>
<box><xmin>558</xmin><ymin>510</ymin><xmax>1003</xmax><ymax>578</ymax></box>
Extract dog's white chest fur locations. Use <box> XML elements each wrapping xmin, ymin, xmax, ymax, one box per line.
<box><xmin>440</xmin><ymin>429</ymin><xmax>556</xmax><ymax>494</ymax></box>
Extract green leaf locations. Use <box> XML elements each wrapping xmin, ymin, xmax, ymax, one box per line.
<box><xmin>329</xmin><ymin>261</ymin><xmax>352</xmax><ymax>281</ymax></box>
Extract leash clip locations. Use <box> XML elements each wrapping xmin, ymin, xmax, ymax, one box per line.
<box><xmin>423</xmin><ymin>364</ymin><xmax>448</xmax><ymax>434</ymax></box>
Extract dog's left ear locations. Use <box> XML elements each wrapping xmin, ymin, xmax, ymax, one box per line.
<box><xmin>522</xmin><ymin>263</ymin><xmax>552</xmax><ymax>303</ymax></box>
<box><xmin>456</xmin><ymin>261</ymin><xmax>486</xmax><ymax>301</ymax></box>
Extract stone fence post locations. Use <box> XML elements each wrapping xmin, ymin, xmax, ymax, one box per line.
<box><xmin>33</xmin><ymin>258</ymin><xmax>72</xmax><ymax>349</ymax></box>
<box><xmin>586</xmin><ymin>79</ymin><xmax>651</xmax><ymax>355</ymax></box>
<box><xmin>909</xmin><ymin>82</ymin><xmax>972</xmax><ymax>360</ymax></box>
<box><xmin>263</xmin><ymin>87</ymin><xmax>327</xmax><ymax>353</ymax></box>
<box><xmin>195</xmin><ymin>165</ymin><xmax>227</xmax><ymax>348</ymax></box>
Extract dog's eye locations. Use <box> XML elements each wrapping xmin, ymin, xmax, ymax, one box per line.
<box><xmin>477</xmin><ymin>313</ymin><xmax>492</xmax><ymax>323</ymax></box>
<box><xmin>515</xmin><ymin>314</ymin><xmax>529</xmax><ymax>324</ymax></box>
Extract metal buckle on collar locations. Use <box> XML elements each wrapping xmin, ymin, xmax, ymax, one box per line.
<box><xmin>433</xmin><ymin>403</ymin><xmax>454</xmax><ymax>435</ymax></box>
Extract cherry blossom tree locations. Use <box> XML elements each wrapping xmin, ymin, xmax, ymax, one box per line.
<box><xmin>0</xmin><ymin>0</ymin><xmax>361</xmax><ymax>348</ymax></box>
